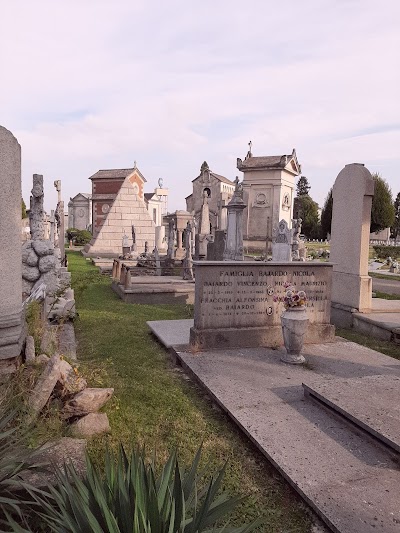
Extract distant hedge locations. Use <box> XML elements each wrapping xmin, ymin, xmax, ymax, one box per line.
<box><xmin>373</xmin><ymin>245</ymin><xmax>400</xmax><ymax>259</ymax></box>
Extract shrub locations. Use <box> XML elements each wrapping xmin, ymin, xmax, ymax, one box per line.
<box><xmin>373</xmin><ymin>245</ymin><xmax>400</xmax><ymax>260</ymax></box>
<box><xmin>26</xmin><ymin>446</ymin><xmax>261</xmax><ymax>532</ymax></box>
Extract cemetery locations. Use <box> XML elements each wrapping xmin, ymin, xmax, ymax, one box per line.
<box><xmin>1</xmin><ymin>120</ymin><xmax>400</xmax><ymax>533</ymax></box>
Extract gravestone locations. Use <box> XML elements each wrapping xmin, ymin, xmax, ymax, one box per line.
<box><xmin>0</xmin><ymin>126</ymin><xmax>23</xmax><ymax>366</ymax></box>
<box><xmin>190</xmin><ymin>261</ymin><xmax>335</xmax><ymax>349</ymax></box>
<box><xmin>330</xmin><ymin>164</ymin><xmax>375</xmax><ymax>322</ymax></box>
<box><xmin>272</xmin><ymin>220</ymin><xmax>291</xmax><ymax>262</ymax></box>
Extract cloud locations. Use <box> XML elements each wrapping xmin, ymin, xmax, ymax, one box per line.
<box><xmin>1</xmin><ymin>0</ymin><xmax>399</xmax><ymax>211</ymax></box>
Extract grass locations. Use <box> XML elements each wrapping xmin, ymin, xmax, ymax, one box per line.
<box><xmin>374</xmin><ymin>291</ymin><xmax>400</xmax><ymax>300</ymax></box>
<box><xmin>67</xmin><ymin>251</ymin><xmax>311</xmax><ymax>532</ymax></box>
<box><xmin>337</xmin><ymin>328</ymin><xmax>400</xmax><ymax>361</ymax></box>
<box><xmin>369</xmin><ymin>272</ymin><xmax>400</xmax><ymax>282</ymax></box>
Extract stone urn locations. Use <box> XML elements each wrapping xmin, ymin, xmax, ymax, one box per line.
<box><xmin>280</xmin><ymin>306</ymin><xmax>309</xmax><ymax>364</ymax></box>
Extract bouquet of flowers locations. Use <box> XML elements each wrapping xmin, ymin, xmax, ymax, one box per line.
<box><xmin>273</xmin><ymin>282</ymin><xmax>307</xmax><ymax>309</ymax></box>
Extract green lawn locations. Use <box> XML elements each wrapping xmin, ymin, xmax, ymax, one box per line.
<box><xmin>68</xmin><ymin>251</ymin><xmax>311</xmax><ymax>532</ymax></box>
<box><xmin>369</xmin><ymin>272</ymin><xmax>400</xmax><ymax>282</ymax></box>
<box><xmin>337</xmin><ymin>328</ymin><xmax>400</xmax><ymax>361</ymax></box>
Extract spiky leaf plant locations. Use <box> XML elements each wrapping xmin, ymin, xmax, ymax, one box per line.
<box><xmin>28</xmin><ymin>445</ymin><xmax>261</xmax><ymax>532</ymax></box>
<box><xmin>0</xmin><ymin>410</ymin><xmax>46</xmax><ymax>529</ymax></box>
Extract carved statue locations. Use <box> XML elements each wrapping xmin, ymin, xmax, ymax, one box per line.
<box><xmin>167</xmin><ymin>219</ymin><xmax>175</xmax><ymax>259</ymax></box>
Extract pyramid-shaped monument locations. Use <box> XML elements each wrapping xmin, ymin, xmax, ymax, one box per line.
<box><xmin>86</xmin><ymin>169</ymin><xmax>155</xmax><ymax>256</ymax></box>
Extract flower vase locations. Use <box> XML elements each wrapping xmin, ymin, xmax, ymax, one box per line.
<box><xmin>280</xmin><ymin>306</ymin><xmax>309</xmax><ymax>364</ymax></box>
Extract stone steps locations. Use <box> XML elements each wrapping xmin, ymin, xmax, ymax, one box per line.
<box><xmin>303</xmin><ymin>375</ymin><xmax>400</xmax><ymax>454</ymax></box>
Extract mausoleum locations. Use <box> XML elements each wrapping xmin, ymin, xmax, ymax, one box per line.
<box><xmin>237</xmin><ymin>147</ymin><xmax>301</xmax><ymax>252</ymax></box>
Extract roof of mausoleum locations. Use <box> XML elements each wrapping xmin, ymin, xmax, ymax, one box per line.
<box><xmin>237</xmin><ymin>149</ymin><xmax>301</xmax><ymax>174</ymax></box>
<box><xmin>89</xmin><ymin>167</ymin><xmax>147</xmax><ymax>182</ymax></box>
<box><xmin>192</xmin><ymin>171</ymin><xmax>234</xmax><ymax>186</ymax></box>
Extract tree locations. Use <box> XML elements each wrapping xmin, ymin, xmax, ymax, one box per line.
<box><xmin>320</xmin><ymin>188</ymin><xmax>333</xmax><ymax>239</ymax></box>
<box><xmin>370</xmin><ymin>173</ymin><xmax>395</xmax><ymax>233</ymax></box>
<box><xmin>21</xmin><ymin>198</ymin><xmax>27</xmax><ymax>219</ymax></box>
<box><xmin>296</xmin><ymin>175</ymin><xmax>311</xmax><ymax>196</ymax></box>
<box><xmin>391</xmin><ymin>192</ymin><xmax>400</xmax><ymax>239</ymax></box>
<box><xmin>293</xmin><ymin>195</ymin><xmax>320</xmax><ymax>239</ymax></box>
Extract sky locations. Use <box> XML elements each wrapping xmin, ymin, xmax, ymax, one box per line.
<box><xmin>1</xmin><ymin>0</ymin><xmax>399</xmax><ymax>213</ymax></box>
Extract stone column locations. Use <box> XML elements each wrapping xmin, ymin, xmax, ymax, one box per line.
<box><xmin>330</xmin><ymin>163</ymin><xmax>375</xmax><ymax>313</ymax></box>
<box><xmin>30</xmin><ymin>174</ymin><xmax>45</xmax><ymax>240</ymax></box>
<box><xmin>0</xmin><ymin>126</ymin><xmax>23</xmax><ymax>364</ymax></box>
<box><xmin>223</xmin><ymin>178</ymin><xmax>246</xmax><ymax>261</ymax></box>
<box><xmin>219</xmin><ymin>201</ymin><xmax>228</xmax><ymax>231</ymax></box>
<box><xmin>50</xmin><ymin>209</ymin><xmax>55</xmax><ymax>244</ymax></box>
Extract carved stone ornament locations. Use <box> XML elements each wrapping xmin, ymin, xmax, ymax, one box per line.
<box><xmin>101</xmin><ymin>203</ymin><xmax>110</xmax><ymax>214</ymax></box>
<box><xmin>252</xmin><ymin>192</ymin><xmax>269</xmax><ymax>208</ymax></box>
<box><xmin>282</xmin><ymin>192</ymin><xmax>291</xmax><ymax>210</ymax></box>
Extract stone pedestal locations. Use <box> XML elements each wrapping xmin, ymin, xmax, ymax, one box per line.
<box><xmin>0</xmin><ymin>126</ymin><xmax>23</xmax><ymax>363</ymax></box>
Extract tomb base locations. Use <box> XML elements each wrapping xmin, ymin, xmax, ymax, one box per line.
<box><xmin>190</xmin><ymin>323</ymin><xmax>335</xmax><ymax>350</ymax></box>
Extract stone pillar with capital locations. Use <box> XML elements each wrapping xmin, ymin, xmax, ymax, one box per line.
<box><xmin>223</xmin><ymin>178</ymin><xmax>246</xmax><ymax>261</ymax></box>
<box><xmin>0</xmin><ymin>126</ymin><xmax>23</xmax><ymax>368</ymax></box>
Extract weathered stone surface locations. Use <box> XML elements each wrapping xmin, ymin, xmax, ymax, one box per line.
<box><xmin>63</xmin><ymin>387</ymin><xmax>114</xmax><ymax>418</ymax></box>
<box><xmin>0</xmin><ymin>126</ymin><xmax>23</xmax><ymax>362</ymax></box>
<box><xmin>22</xmin><ymin>265</ymin><xmax>40</xmax><ymax>282</ymax></box>
<box><xmin>57</xmin><ymin>359</ymin><xmax>86</xmax><ymax>397</ymax></box>
<box><xmin>40</xmin><ymin>325</ymin><xmax>58</xmax><ymax>356</ymax></box>
<box><xmin>35</xmin><ymin>353</ymin><xmax>50</xmax><ymax>365</ymax></box>
<box><xmin>26</xmin><ymin>250</ymin><xmax>39</xmax><ymax>267</ymax></box>
<box><xmin>30</xmin><ymin>175</ymin><xmax>45</xmax><ymax>240</ymax></box>
<box><xmin>28</xmin><ymin>354</ymin><xmax>62</xmax><ymax>417</ymax></box>
<box><xmin>22</xmin><ymin>278</ymin><xmax>34</xmax><ymax>297</ymax></box>
<box><xmin>58</xmin><ymin>321</ymin><xmax>77</xmax><ymax>360</ymax></box>
<box><xmin>34</xmin><ymin>271</ymin><xmax>59</xmax><ymax>295</ymax></box>
<box><xmin>38</xmin><ymin>254</ymin><xmax>56</xmax><ymax>273</ymax></box>
<box><xmin>25</xmin><ymin>335</ymin><xmax>35</xmax><ymax>363</ymax></box>
<box><xmin>70</xmin><ymin>413</ymin><xmax>111</xmax><ymax>437</ymax></box>
<box><xmin>32</xmin><ymin>239</ymin><xmax>54</xmax><ymax>257</ymax></box>
<box><xmin>21</xmin><ymin>241</ymin><xmax>33</xmax><ymax>262</ymax></box>
<box><xmin>22</xmin><ymin>437</ymin><xmax>86</xmax><ymax>487</ymax></box>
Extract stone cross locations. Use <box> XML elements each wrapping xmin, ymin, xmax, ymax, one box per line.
<box><xmin>0</xmin><ymin>126</ymin><xmax>23</xmax><ymax>366</ymax></box>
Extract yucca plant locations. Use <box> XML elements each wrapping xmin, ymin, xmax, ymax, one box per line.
<box><xmin>0</xmin><ymin>410</ymin><xmax>46</xmax><ymax>529</ymax></box>
<box><xmin>27</xmin><ymin>445</ymin><xmax>262</xmax><ymax>532</ymax></box>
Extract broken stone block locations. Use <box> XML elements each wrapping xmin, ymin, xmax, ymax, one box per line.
<box><xmin>57</xmin><ymin>359</ymin><xmax>87</xmax><ymax>397</ymax></box>
<box><xmin>70</xmin><ymin>413</ymin><xmax>111</xmax><ymax>437</ymax></box>
<box><xmin>63</xmin><ymin>388</ymin><xmax>114</xmax><ymax>418</ymax></box>
<box><xmin>38</xmin><ymin>254</ymin><xmax>56</xmax><ymax>273</ymax></box>
<box><xmin>28</xmin><ymin>354</ymin><xmax>63</xmax><ymax>418</ymax></box>
<box><xmin>40</xmin><ymin>325</ymin><xmax>58</xmax><ymax>355</ymax></box>
<box><xmin>25</xmin><ymin>335</ymin><xmax>35</xmax><ymax>363</ymax></box>
<box><xmin>32</xmin><ymin>240</ymin><xmax>54</xmax><ymax>257</ymax></box>
<box><xmin>22</xmin><ymin>265</ymin><xmax>40</xmax><ymax>282</ymax></box>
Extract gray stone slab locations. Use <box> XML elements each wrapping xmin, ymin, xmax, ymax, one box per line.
<box><xmin>303</xmin><ymin>375</ymin><xmax>400</xmax><ymax>453</ymax></box>
<box><xmin>370</xmin><ymin>298</ymin><xmax>400</xmax><ymax>313</ymax></box>
<box><xmin>172</xmin><ymin>341</ymin><xmax>400</xmax><ymax>533</ymax></box>
<box><xmin>147</xmin><ymin>319</ymin><xmax>193</xmax><ymax>348</ymax></box>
